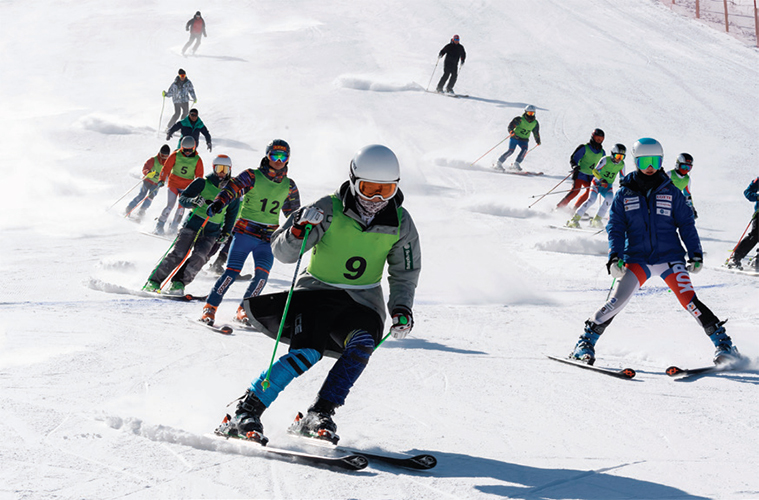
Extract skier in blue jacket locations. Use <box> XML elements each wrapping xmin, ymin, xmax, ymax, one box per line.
<box><xmin>569</xmin><ymin>138</ymin><xmax>741</xmax><ymax>366</ymax></box>
<box><xmin>726</xmin><ymin>176</ymin><xmax>759</xmax><ymax>270</ymax></box>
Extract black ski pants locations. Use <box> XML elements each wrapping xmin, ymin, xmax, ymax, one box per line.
<box><xmin>437</xmin><ymin>66</ymin><xmax>459</xmax><ymax>91</ymax></box>
<box><xmin>733</xmin><ymin>212</ymin><xmax>759</xmax><ymax>261</ymax></box>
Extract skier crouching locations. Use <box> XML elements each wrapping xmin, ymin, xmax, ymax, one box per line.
<box><xmin>215</xmin><ymin>144</ymin><xmax>421</xmax><ymax>445</ymax></box>
<box><xmin>569</xmin><ymin>138</ymin><xmax>741</xmax><ymax>366</ymax></box>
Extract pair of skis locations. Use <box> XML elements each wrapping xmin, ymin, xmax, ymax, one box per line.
<box><xmin>547</xmin><ymin>355</ymin><xmax>740</xmax><ymax>380</ymax></box>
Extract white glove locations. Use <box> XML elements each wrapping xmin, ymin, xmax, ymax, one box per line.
<box><xmin>687</xmin><ymin>255</ymin><xmax>703</xmax><ymax>274</ymax></box>
<box><xmin>607</xmin><ymin>256</ymin><xmax>625</xmax><ymax>279</ymax></box>
<box><xmin>295</xmin><ymin>206</ymin><xmax>324</xmax><ymax>226</ymax></box>
<box><xmin>390</xmin><ymin>308</ymin><xmax>413</xmax><ymax>339</ymax></box>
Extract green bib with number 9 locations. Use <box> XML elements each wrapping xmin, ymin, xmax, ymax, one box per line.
<box><xmin>307</xmin><ymin>196</ymin><xmax>400</xmax><ymax>287</ymax></box>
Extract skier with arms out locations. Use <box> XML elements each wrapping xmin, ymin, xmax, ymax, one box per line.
<box><xmin>436</xmin><ymin>35</ymin><xmax>466</xmax><ymax>94</ymax></box>
<box><xmin>493</xmin><ymin>105</ymin><xmax>541</xmax><ymax>173</ymax></box>
<box><xmin>200</xmin><ymin>140</ymin><xmax>301</xmax><ymax>326</ymax></box>
<box><xmin>167</xmin><ymin>108</ymin><xmax>212</xmax><ymax>152</ymax></box>
<box><xmin>163</xmin><ymin>69</ymin><xmax>197</xmax><ymax>129</ymax></box>
<box><xmin>144</xmin><ymin>155</ymin><xmax>239</xmax><ymax>294</ymax></box>
<box><xmin>124</xmin><ymin>144</ymin><xmax>170</xmax><ymax>221</ymax></box>
<box><xmin>567</xmin><ymin>143</ymin><xmax>626</xmax><ymax>228</ymax></box>
<box><xmin>569</xmin><ymin>138</ymin><xmax>740</xmax><ymax>366</ymax></box>
<box><xmin>726</xmin><ymin>176</ymin><xmax>759</xmax><ymax>270</ymax></box>
<box><xmin>215</xmin><ymin>144</ymin><xmax>421</xmax><ymax>445</ymax></box>
<box><xmin>556</xmin><ymin>129</ymin><xmax>605</xmax><ymax>211</ymax></box>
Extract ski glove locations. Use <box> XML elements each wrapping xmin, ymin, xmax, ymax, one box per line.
<box><xmin>687</xmin><ymin>253</ymin><xmax>703</xmax><ymax>274</ymax></box>
<box><xmin>390</xmin><ymin>307</ymin><xmax>414</xmax><ymax>339</ymax></box>
<box><xmin>290</xmin><ymin>206</ymin><xmax>324</xmax><ymax>239</ymax></box>
<box><xmin>207</xmin><ymin>200</ymin><xmax>225</xmax><ymax>216</ymax></box>
<box><xmin>192</xmin><ymin>195</ymin><xmax>207</xmax><ymax>206</ymax></box>
<box><xmin>166</xmin><ymin>133</ymin><xmax>172</xmax><ymax>141</ymax></box>
<box><xmin>162</xmin><ymin>91</ymin><xmax>166</xmax><ymax>97</ymax></box>
<box><xmin>207</xmin><ymin>142</ymin><xmax>212</xmax><ymax>152</ymax></box>
<box><xmin>606</xmin><ymin>255</ymin><xmax>625</xmax><ymax>278</ymax></box>
<box><xmin>217</xmin><ymin>232</ymin><xmax>230</xmax><ymax>244</ymax></box>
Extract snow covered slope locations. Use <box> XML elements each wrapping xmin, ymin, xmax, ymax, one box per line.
<box><xmin>1</xmin><ymin>0</ymin><xmax>758</xmax><ymax>498</ymax></box>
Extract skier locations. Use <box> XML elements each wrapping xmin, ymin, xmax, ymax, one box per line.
<box><xmin>214</xmin><ymin>144</ymin><xmax>421</xmax><ymax>445</ymax></box>
<box><xmin>144</xmin><ymin>155</ymin><xmax>239</xmax><ymax>294</ymax></box>
<box><xmin>567</xmin><ymin>144</ymin><xmax>626</xmax><ymax>229</ymax></box>
<box><xmin>163</xmin><ymin>69</ymin><xmax>197</xmax><ymax>129</ymax></box>
<box><xmin>124</xmin><ymin>144</ymin><xmax>171</xmax><ymax>221</ymax></box>
<box><xmin>493</xmin><ymin>105</ymin><xmax>541</xmax><ymax>172</ymax></box>
<box><xmin>569</xmin><ymin>138</ymin><xmax>740</xmax><ymax>366</ymax></box>
<box><xmin>167</xmin><ymin>108</ymin><xmax>212</xmax><ymax>152</ymax></box>
<box><xmin>155</xmin><ymin>136</ymin><xmax>205</xmax><ymax>235</ymax></box>
<box><xmin>726</xmin><ymin>176</ymin><xmax>759</xmax><ymax>270</ymax></box>
<box><xmin>436</xmin><ymin>34</ymin><xmax>466</xmax><ymax>94</ymax></box>
<box><xmin>556</xmin><ymin>129</ymin><xmax>605</xmax><ymax>211</ymax></box>
<box><xmin>182</xmin><ymin>11</ymin><xmax>206</xmax><ymax>56</ymax></box>
<box><xmin>667</xmin><ymin>153</ymin><xmax>697</xmax><ymax>219</ymax></box>
<box><xmin>199</xmin><ymin>139</ymin><xmax>301</xmax><ymax>326</ymax></box>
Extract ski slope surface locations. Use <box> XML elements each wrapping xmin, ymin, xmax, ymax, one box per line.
<box><xmin>1</xmin><ymin>0</ymin><xmax>759</xmax><ymax>498</ymax></box>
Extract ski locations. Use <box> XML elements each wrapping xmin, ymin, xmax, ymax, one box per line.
<box><xmin>147</xmin><ymin>291</ymin><xmax>208</xmax><ymax>302</ymax></box>
<box><xmin>87</xmin><ymin>279</ymin><xmax>206</xmax><ymax>302</ymax></box>
<box><xmin>547</xmin><ymin>355</ymin><xmax>636</xmax><ymax>379</ymax></box>
<box><xmin>548</xmin><ymin>224</ymin><xmax>604</xmax><ymax>234</ymax></box>
<box><xmin>504</xmin><ymin>170</ymin><xmax>544</xmax><ymax>176</ymax></box>
<box><xmin>189</xmin><ymin>317</ymin><xmax>233</xmax><ymax>335</ymax></box>
<box><xmin>714</xmin><ymin>265</ymin><xmax>759</xmax><ymax>277</ymax></box>
<box><xmin>139</xmin><ymin>230</ymin><xmax>175</xmax><ymax>241</ymax></box>
<box><xmin>208</xmin><ymin>434</ymin><xmax>368</xmax><ymax>470</ymax></box>
<box><xmin>424</xmin><ymin>90</ymin><xmax>469</xmax><ymax>98</ymax></box>
<box><xmin>665</xmin><ymin>365</ymin><xmax>721</xmax><ymax>379</ymax></box>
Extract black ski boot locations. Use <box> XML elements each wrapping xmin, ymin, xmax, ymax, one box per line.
<box><xmin>288</xmin><ymin>397</ymin><xmax>340</xmax><ymax>444</ymax></box>
<box><xmin>216</xmin><ymin>390</ymin><xmax>268</xmax><ymax>445</ymax></box>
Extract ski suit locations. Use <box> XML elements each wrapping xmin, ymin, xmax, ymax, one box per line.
<box><xmin>557</xmin><ymin>141</ymin><xmax>605</xmax><ymax>210</ymax></box>
<box><xmin>731</xmin><ymin>177</ymin><xmax>759</xmax><ymax>263</ymax></box>
<box><xmin>125</xmin><ymin>154</ymin><xmax>167</xmax><ymax>216</ymax></box>
<box><xmin>167</xmin><ymin>114</ymin><xmax>212</xmax><ymax>151</ymax></box>
<box><xmin>436</xmin><ymin>41</ymin><xmax>466</xmax><ymax>92</ymax></box>
<box><xmin>157</xmin><ymin>149</ymin><xmax>204</xmax><ymax>231</ymax></box>
<box><xmin>182</xmin><ymin>14</ymin><xmax>206</xmax><ymax>55</ymax></box>
<box><xmin>573</xmin><ymin>155</ymin><xmax>625</xmax><ymax>220</ymax></box>
<box><xmin>165</xmin><ymin>76</ymin><xmax>197</xmax><ymax>128</ymax></box>
<box><xmin>205</xmin><ymin>158</ymin><xmax>300</xmax><ymax>309</ymax></box>
<box><xmin>241</xmin><ymin>181</ymin><xmax>421</xmax><ymax>409</ymax></box>
<box><xmin>497</xmin><ymin>113</ymin><xmax>541</xmax><ymax>166</ymax></box>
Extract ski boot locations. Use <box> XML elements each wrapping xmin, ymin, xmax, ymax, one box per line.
<box><xmin>590</xmin><ymin>215</ymin><xmax>604</xmax><ymax>228</ymax></box>
<box><xmin>510</xmin><ymin>161</ymin><xmax>522</xmax><ymax>172</ymax></box>
<box><xmin>167</xmin><ymin>223</ymin><xmax>179</xmax><ymax>235</ymax></box>
<box><xmin>135</xmin><ymin>209</ymin><xmax>146</xmax><ymax>223</ymax></box>
<box><xmin>288</xmin><ymin>398</ymin><xmax>340</xmax><ymax>444</ymax></box>
<box><xmin>234</xmin><ymin>305</ymin><xmax>250</xmax><ymax>326</ymax></box>
<box><xmin>705</xmin><ymin>321</ymin><xmax>741</xmax><ymax>365</ymax></box>
<box><xmin>435</xmin><ymin>86</ymin><xmax>443</xmax><ymax>94</ymax></box>
<box><xmin>493</xmin><ymin>160</ymin><xmax>506</xmax><ymax>173</ymax></box>
<box><xmin>210</xmin><ymin>255</ymin><xmax>226</xmax><ymax>275</ymax></box>
<box><xmin>445</xmin><ymin>88</ymin><xmax>454</xmax><ymax>95</ymax></box>
<box><xmin>154</xmin><ymin>221</ymin><xmax>165</xmax><ymax>236</ymax></box>
<box><xmin>142</xmin><ymin>280</ymin><xmax>160</xmax><ymax>293</ymax></box>
<box><xmin>566</xmin><ymin>214</ymin><xmax>581</xmax><ymax>229</ymax></box>
<box><xmin>726</xmin><ymin>257</ymin><xmax>742</xmax><ymax>270</ymax></box>
<box><xmin>200</xmin><ymin>304</ymin><xmax>218</xmax><ymax>326</ymax></box>
<box><xmin>166</xmin><ymin>281</ymin><xmax>185</xmax><ymax>296</ymax></box>
<box><xmin>569</xmin><ymin>321</ymin><xmax>604</xmax><ymax>365</ymax></box>
<box><xmin>215</xmin><ymin>390</ymin><xmax>268</xmax><ymax>444</ymax></box>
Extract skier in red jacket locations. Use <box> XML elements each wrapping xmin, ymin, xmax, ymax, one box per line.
<box><xmin>182</xmin><ymin>11</ymin><xmax>207</xmax><ymax>56</ymax></box>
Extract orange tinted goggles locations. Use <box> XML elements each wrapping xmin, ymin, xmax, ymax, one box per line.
<box><xmin>358</xmin><ymin>180</ymin><xmax>397</xmax><ymax>200</ymax></box>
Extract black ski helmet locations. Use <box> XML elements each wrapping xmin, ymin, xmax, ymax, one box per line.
<box><xmin>675</xmin><ymin>153</ymin><xmax>693</xmax><ymax>173</ymax></box>
<box><xmin>266</xmin><ymin>139</ymin><xmax>290</xmax><ymax>157</ymax></box>
<box><xmin>591</xmin><ymin>128</ymin><xmax>605</xmax><ymax>142</ymax></box>
<box><xmin>160</xmin><ymin>144</ymin><xmax>171</xmax><ymax>155</ymax></box>
<box><xmin>611</xmin><ymin>143</ymin><xmax>626</xmax><ymax>162</ymax></box>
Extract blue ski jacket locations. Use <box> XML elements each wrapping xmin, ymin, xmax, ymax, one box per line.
<box><xmin>607</xmin><ymin>169</ymin><xmax>702</xmax><ymax>265</ymax></box>
<box><xmin>744</xmin><ymin>177</ymin><xmax>759</xmax><ymax>212</ymax></box>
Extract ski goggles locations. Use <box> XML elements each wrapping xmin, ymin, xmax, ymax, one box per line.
<box><xmin>268</xmin><ymin>150</ymin><xmax>289</xmax><ymax>162</ymax></box>
<box><xmin>357</xmin><ymin>180</ymin><xmax>398</xmax><ymax>201</ymax></box>
<box><xmin>525</xmin><ymin>111</ymin><xmax>535</xmax><ymax>117</ymax></box>
<box><xmin>213</xmin><ymin>163</ymin><xmax>231</xmax><ymax>177</ymax></box>
<box><xmin>613</xmin><ymin>153</ymin><xmax>625</xmax><ymax>162</ymax></box>
<box><xmin>678</xmin><ymin>161</ymin><xmax>693</xmax><ymax>172</ymax></box>
<box><xmin>636</xmin><ymin>155</ymin><xmax>663</xmax><ymax>170</ymax></box>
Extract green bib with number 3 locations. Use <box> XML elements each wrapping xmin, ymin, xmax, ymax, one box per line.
<box><xmin>239</xmin><ymin>169</ymin><xmax>290</xmax><ymax>225</ymax></box>
<box><xmin>307</xmin><ymin>196</ymin><xmax>400</xmax><ymax>287</ymax></box>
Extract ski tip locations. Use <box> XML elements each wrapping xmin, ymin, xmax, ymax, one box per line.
<box><xmin>665</xmin><ymin>366</ymin><xmax>685</xmax><ymax>377</ymax></box>
<box><xmin>620</xmin><ymin>368</ymin><xmax>636</xmax><ymax>379</ymax></box>
<box><xmin>411</xmin><ymin>454</ymin><xmax>438</xmax><ymax>469</ymax></box>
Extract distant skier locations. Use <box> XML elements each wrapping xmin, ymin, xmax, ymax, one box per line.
<box><xmin>726</xmin><ymin>176</ymin><xmax>759</xmax><ymax>270</ymax></box>
<box><xmin>493</xmin><ymin>105</ymin><xmax>541</xmax><ymax>172</ymax></box>
<box><xmin>167</xmin><ymin>108</ymin><xmax>212</xmax><ymax>152</ymax></box>
<box><xmin>144</xmin><ymin>155</ymin><xmax>239</xmax><ymax>295</ymax></box>
<box><xmin>569</xmin><ymin>138</ymin><xmax>740</xmax><ymax>366</ymax></box>
<box><xmin>667</xmin><ymin>153</ymin><xmax>697</xmax><ymax>219</ymax></box>
<box><xmin>163</xmin><ymin>69</ymin><xmax>197</xmax><ymax>129</ymax></box>
<box><xmin>556</xmin><ymin>129</ymin><xmax>606</xmax><ymax>211</ymax></box>
<box><xmin>214</xmin><ymin>144</ymin><xmax>421</xmax><ymax>446</ymax></box>
<box><xmin>182</xmin><ymin>11</ymin><xmax>207</xmax><ymax>56</ymax></box>
<box><xmin>567</xmin><ymin>144</ymin><xmax>626</xmax><ymax>228</ymax></box>
<box><xmin>436</xmin><ymin>34</ymin><xmax>466</xmax><ymax>94</ymax></box>
<box><xmin>124</xmin><ymin>144</ymin><xmax>171</xmax><ymax>221</ymax></box>
<box><xmin>155</xmin><ymin>136</ymin><xmax>205</xmax><ymax>235</ymax></box>
<box><xmin>200</xmin><ymin>139</ymin><xmax>301</xmax><ymax>326</ymax></box>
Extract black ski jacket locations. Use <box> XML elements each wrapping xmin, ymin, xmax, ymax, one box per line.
<box><xmin>438</xmin><ymin>43</ymin><xmax>466</xmax><ymax>70</ymax></box>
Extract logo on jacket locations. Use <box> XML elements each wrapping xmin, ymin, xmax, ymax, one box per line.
<box><xmin>656</xmin><ymin>194</ymin><xmax>672</xmax><ymax>201</ymax></box>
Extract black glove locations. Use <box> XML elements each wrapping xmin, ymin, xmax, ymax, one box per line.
<box><xmin>207</xmin><ymin>142</ymin><xmax>212</xmax><ymax>152</ymax></box>
<box><xmin>207</xmin><ymin>200</ymin><xmax>224</xmax><ymax>216</ymax></box>
<box><xmin>166</xmin><ymin>133</ymin><xmax>172</xmax><ymax>141</ymax></box>
<box><xmin>693</xmin><ymin>209</ymin><xmax>698</xmax><ymax>219</ymax></box>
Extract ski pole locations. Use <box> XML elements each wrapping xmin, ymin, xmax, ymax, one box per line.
<box><xmin>471</xmin><ymin>132</ymin><xmax>514</xmax><ymax>166</ymax></box>
<box><xmin>144</xmin><ymin>231</ymin><xmax>182</xmax><ymax>288</ymax></box>
<box><xmin>606</xmin><ymin>278</ymin><xmax>616</xmax><ymax>301</ymax></box>
<box><xmin>521</xmin><ymin>143</ymin><xmax>540</xmax><ymax>160</ymax></box>
<box><xmin>529</xmin><ymin>188</ymin><xmax>576</xmax><ymax>198</ymax></box>
<box><xmin>158</xmin><ymin>94</ymin><xmax>166</xmax><ymax>135</ymax></box>
<box><xmin>425</xmin><ymin>58</ymin><xmax>440</xmax><ymax>91</ymax></box>
<box><xmin>107</xmin><ymin>176</ymin><xmax>149</xmax><ymax>212</ymax></box>
<box><xmin>528</xmin><ymin>170</ymin><xmax>574</xmax><ymax>209</ymax></box>
<box><xmin>262</xmin><ymin>224</ymin><xmax>312</xmax><ymax>391</ymax></box>
<box><xmin>160</xmin><ymin>215</ymin><xmax>211</xmax><ymax>290</ymax></box>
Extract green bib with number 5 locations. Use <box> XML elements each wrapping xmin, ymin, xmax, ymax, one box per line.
<box><xmin>239</xmin><ymin>169</ymin><xmax>290</xmax><ymax>225</ymax></box>
<box><xmin>307</xmin><ymin>196</ymin><xmax>400</xmax><ymax>287</ymax></box>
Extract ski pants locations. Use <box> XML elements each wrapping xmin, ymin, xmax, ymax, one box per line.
<box><xmin>151</xmin><ymin>226</ymin><xmax>216</xmax><ymax>286</ymax></box>
<box><xmin>126</xmin><ymin>181</ymin><xmax>160</xmax><ymax>214</ymax></box>
<box><xmin>557</xmin><ymin>173</ymin><xmax>592</xmax><ymax>209</ymax></box>
<box><xmin>182</xmin><ymin>33</ymin><xmax>202</xmax><ymax>55</ymax></box>
<box><xmin>589</xmin><ymin>261</ymin><xmax>719</xmax><ymax>330</ymax></box>
<box><xmin>574</xmin><ymin>180</ymin><xmax>613</xmax><ymax>219</ymax></box>
<box><xmin>205</xmin><ymin>232</ymin><xmax>274</xmax><ymax>308</ymax></box>
<box><xmin>244</xmin><ymin>290</ymin><xmax>383</xmax><ymax>407</ymax></box>
<box><xmin>437</xmin><ymin>66</ymin><xmax>459</xmax><ymax>91</ymax></box>
<box><xmin>733</xmin><ymin>212</ymin><xmax>759</xmax><ymax>261</ymax></box>
<box><xmin>158</xmin><ymin>187</ymin><xmax>185</xmax><ymax>229</ymax></box>
<box><xmin>167</xmin><ymin>102</ymin><xmax>190</xmax><ymax>129</ymax></box>
<box><xmin>498</xmin><ymin>137</ymin><xmax>529</xmax><ymax>165</ymax></box>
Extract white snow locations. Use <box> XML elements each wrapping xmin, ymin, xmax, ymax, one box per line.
<box><xmin>2</xmin><ymin>0</ymin><xmax>759</xmax><ymax>498</ymax></box>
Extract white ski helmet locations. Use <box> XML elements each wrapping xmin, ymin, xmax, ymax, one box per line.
<box><xmin>632</xmin><ymin>138</ymin><xmax>664</xmax><ymax>170</ymax></box>
<box><xmin>524</xmin><ymin>104</ymin><xmax>536</xmax><ymax>114</ymax></box>
<box><xmin>180</xmin><ymin>136</ymin><xmax>196</xmax><ymax>151</ymax></box>
<box><xmin>212</xmin><ymin>154</ymin><xmax>232</xmax><ymax>178</ymax></box>
<box><xmin>349</xmin><ymin>144</ymin><xmax>400</xmax><ymax>201</ymax></box>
